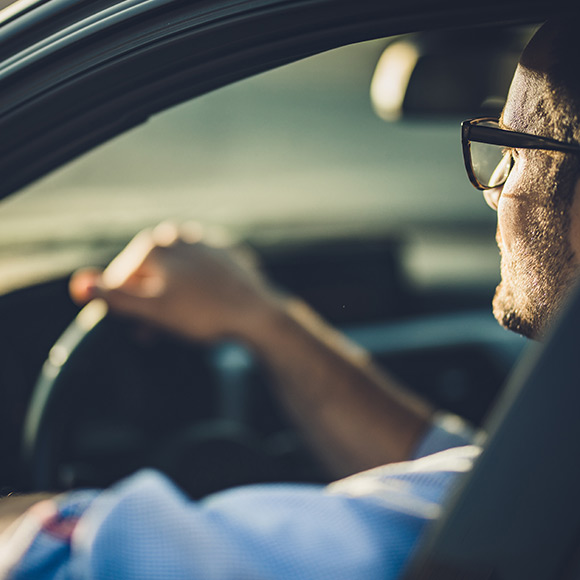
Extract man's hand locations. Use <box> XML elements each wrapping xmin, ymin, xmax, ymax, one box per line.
<box><xmin>70</xmin><ymin>222</ymin><xmax>433</xmax><ymax>477</ymax></box>
<box><xmin>69</xmin><ymin>222</ymin><xmax>283</xmax><ymax>342</ymax></box>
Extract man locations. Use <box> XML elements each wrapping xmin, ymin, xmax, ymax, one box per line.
<box><xmin>0</xmin><ymin>15</ymin><xmax>578</xmax><ymax>579</ymax></box>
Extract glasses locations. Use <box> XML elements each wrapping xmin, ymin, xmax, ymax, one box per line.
<box><xmin>461</xmin><ymin>117</ymin><xmax>580</xmax><ymax>190</ymax></box>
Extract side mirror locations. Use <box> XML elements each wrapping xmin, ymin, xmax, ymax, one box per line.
<box><xmin>370</xmin><ymin>28</ymin><xmax>534</xmax><ymax>121</ymax></box>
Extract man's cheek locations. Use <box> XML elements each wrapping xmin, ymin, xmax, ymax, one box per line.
<box><xmin>567</xmin><ymin>178</ymin><xmax>580</xmax><ymax>263</ymax></box>
<box><xmin>496</xmin><ymin>165</ymin><xmax>543</xmax><ymax>258</ymax></box>
<box><xmin>496</xmin><ymin>195</ymin><xmax>527</xmax><ymax>257</ymax></box>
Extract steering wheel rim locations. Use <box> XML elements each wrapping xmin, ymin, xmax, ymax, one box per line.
<box><xmin>22</xmin><ymin>300</ymin><xmax>233</xmax><ymax>493</ymax></box>
<box><xmin>22</xmin><ymin>300</ymin><xmax>109</xmax><ymax>490</ymax></box>
<box><xmin>22</xmin><ymin>300</ymin><xmax>325</xmax><ymax>494</ymax></box>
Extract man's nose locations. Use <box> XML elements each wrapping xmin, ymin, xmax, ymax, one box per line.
<box><xmin>483</xmin><ymin>186</ymin><xmax>502</xmax><ymax>211</ymax></box>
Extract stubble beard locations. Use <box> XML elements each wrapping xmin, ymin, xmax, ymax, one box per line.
<box><xmin>492</xmin><ymin>240</ymin><xmax>577</xmax><ymax>339</ymax></box>
<box><xmin>492</xmin><ymin>155</ymin><xmax>580</xmax><ymax>340</ymax></box>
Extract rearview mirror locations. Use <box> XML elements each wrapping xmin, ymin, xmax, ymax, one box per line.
<box><xmin>370</xmin><ymin>28</ymin><xmax>534</xmax><ymax>121</ymax></box>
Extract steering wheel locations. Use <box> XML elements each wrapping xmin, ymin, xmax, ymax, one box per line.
<box><xmin>22</xmin><ymin>301</ymin><xmax>323</xmax><ymax>496</ymax></box>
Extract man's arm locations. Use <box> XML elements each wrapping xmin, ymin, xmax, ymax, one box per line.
<box><xmin>240</xmin><ymin>297</ymin><xmax>433</xmax><ymax>475</ymax></box>
<box><xmin>70</xmin><ymin>223</ymin><xmax>434</xmax><ymax>477</ymax></box>
<box><xmin>0</xmin><ymin>494</ymin><xmax>56</xmax><ymax>536</ymax></box>
<box><xmin>0</xmin><ymin>493</ymin><xmax>57</xmax><ymax>579</ymax></box>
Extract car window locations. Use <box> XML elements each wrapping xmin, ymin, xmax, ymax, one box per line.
<box><xmin>0</xmin><ymin>38</ymin><xmax>499</xmax><ymax>296</ymax></box>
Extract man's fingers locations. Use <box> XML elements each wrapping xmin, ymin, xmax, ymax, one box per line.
<box><xmin>69</xmin><ymin>268</ymin><xmax>103</xmax><ymax>305</ymax></box>
<box><xmin>70</xmin><ymin>264</ymin><xmax>164</xmax><ymax>321</ymax></box>
<box><xmin>100</xmin><ymin>229</ymin><xmax>156</xmax><ymax>289</ymax></box>
<box><xmin>88</xmin><ymin>285</ymin><xmax>158</xmax><ymax>319</ymax></box>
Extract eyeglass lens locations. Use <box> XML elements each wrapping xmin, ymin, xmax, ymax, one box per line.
<box><xmin>471</xmin><ymin>140</ymin><xmax>513</xmax><ymax>188</ymax></box>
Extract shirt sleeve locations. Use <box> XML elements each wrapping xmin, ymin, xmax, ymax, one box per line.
<box><xmin>5</xmin><ymin>446</ymin><xmax>480</xmax><ymax>580</ymax></box>
<box><xmin>411</xmin><ymin>411</ymin><xmax>481</xmax><ymax>459</ymax></box>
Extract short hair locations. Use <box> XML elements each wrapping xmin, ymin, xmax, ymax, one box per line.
<box><xmin>520</xmin><ymin>15</ymin><xmax>580</xmax><ymax>144</ymax></box>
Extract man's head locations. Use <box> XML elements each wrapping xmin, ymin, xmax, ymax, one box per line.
<box><xmin>480</xmin><ymin>16</ymin><xmax>580</xmax><ymax>339</ymax></box>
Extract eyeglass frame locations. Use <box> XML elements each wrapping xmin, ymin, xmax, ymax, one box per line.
<box><xmin>461</xmin><ymin>116</ymin><xmax>580</xmax><ymax>190</ymax></box>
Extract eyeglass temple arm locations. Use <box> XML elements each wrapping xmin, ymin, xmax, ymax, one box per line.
<box><xmin>465</xmin><ymin>123</ymin><xmax>580</xmax><ymax>154</ymax></box>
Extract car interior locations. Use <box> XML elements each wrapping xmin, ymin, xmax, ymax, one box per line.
<box><xmin>1</xmin><ymin>1</ymin><xmax>576</xmax><ymax>575</ymax></box>
<box><xmin>0</xmin><ymin>23</ymin><xmax>533</xmax><ymax>498</ymax></box>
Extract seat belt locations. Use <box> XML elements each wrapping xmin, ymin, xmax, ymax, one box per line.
<box><xmin>402</xmin><ymin>282</ymin><xmax>580</xmax><ymax>580</ymax></box>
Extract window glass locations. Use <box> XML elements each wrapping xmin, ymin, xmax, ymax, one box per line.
<box><xmin>0</xmin><ymin>39</ymin><xmax>498</xmax><ymax>294</ymax></box>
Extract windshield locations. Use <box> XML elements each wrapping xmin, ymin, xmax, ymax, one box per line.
<box><xmin>0</xmin><ymin>38</ymin><xmax>498</xmax><ymax>295</ymax></box>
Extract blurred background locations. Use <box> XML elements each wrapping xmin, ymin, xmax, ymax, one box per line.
<box><xmin>0</xmin><ymin>31</ymin><xmax>526</xmax><ymax>296</ymax></box>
